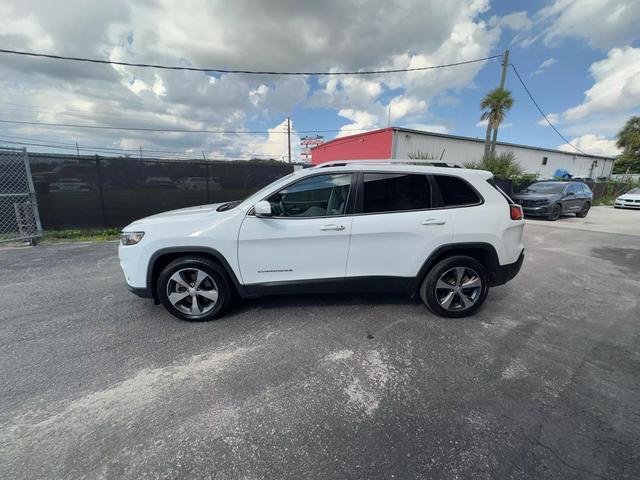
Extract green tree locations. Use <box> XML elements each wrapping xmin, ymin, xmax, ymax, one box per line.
<box><xmin>614</xmin><ymin>116</ymin><xmax>640</xmax><ymax>173</ymax></box>
<box><xmin>463</xmin><ymin>151</ymin><xmax>523</xmax><ymax>179</ymax></box>
<box><xmin>480</xmin><ymin>88</ymin><xmax>514</xmax><ymax>157</ymax></box>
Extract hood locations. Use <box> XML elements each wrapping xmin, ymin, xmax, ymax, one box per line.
<box><xmin>617</xmin><ymin>193</ymin><xmax>640</xmax><ymax>201</ymax></box>
<box><xmin>511</xmin><ymin>192</ymin><xmax>561</xmax><ymax>201</ymax></box>
<box><xmin>143</xmin><ymin>203</ymin><xmax>225</xmax><ymax>220</ymax></box>
<box><xmin>124</xmin><ymin>202</ymin><xmax>227</xmax><ymax>230</ymax></box>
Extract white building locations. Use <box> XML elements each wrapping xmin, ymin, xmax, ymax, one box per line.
<box><xmin>311</xmin><ymin>127</ymin><xmax>615</xmax><ymax>178</ymax></box>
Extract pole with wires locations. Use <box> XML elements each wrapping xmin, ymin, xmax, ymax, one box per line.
<box><xmin>490</xmin><ymin>50</ymin><xmax>509</xmax><ymax>155</ymax></box>
<box><xmin>287</xmin><ymin>117</ymin><xmax>292</xmax><ymax>164</ymax></box>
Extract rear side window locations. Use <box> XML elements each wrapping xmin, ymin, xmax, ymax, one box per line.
<box><xmin>362</xmin><ymin>173</ymin><xmax>431</xmax><ymax>213</ymax></box>
<box><xmin>434</xmin><ymin>175</ymin><xmax>481</xmax><ymax>206</ymax></box>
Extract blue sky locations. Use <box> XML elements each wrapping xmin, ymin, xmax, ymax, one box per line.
<box><xmin>0</xmin><ymin>0</ymin><xmax>639</xmax><ymax>159</ymax></box>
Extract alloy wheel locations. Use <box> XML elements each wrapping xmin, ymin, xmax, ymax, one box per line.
<box><xmin>166</xmin><ymin>268</ymin><xmax>219</xmax><ymax>316</ymax></box>
<box><xmin>434</xmin><ymin>266</ymin><xmax>482</xmax><ymax>312</ymax></box>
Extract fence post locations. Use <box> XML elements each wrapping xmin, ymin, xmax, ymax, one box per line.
<box><xmin>95</xmin><ymin>155</ymin><xmax>108</xmax><ymax>228</ymax></box>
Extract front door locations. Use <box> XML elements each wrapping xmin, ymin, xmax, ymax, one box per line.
<box><xmin>238</xmin><ymin>173</ymin><xmax>355</xmax><ymax>288</ymax></box>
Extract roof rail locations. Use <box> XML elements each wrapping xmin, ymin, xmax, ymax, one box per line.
<box><xmin>311</xmin><ymin>160</ymin><xmax>463</xmax><ymax>169</ymax></box>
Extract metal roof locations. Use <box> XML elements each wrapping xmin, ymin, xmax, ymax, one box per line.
<box><xmin>314</xmin><ymin>127</ymin><xmax>615</xmax><ymax>161</ymax></box>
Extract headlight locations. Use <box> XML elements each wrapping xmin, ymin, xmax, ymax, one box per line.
<box><xmin>120</xmin><ymin>231</ymin><xmax>145</xmax><ymax>245</ymax></box>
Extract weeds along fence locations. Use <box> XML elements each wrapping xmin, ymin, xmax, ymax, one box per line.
<box><xmin>27</xmin><ymin>153</ymin><xmax>294</xmax><ymax>229</ymax></box>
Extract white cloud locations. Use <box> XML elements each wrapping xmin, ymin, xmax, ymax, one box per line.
<box><xmin>0</xmin><ymin>0</ymin><xmax>506</xmax><ymax>156</ymax></box>
<box><xmin>558</xmin><ymin>134</ymin><xmax>621</xmax><ymax>156</ymax></box>
<box><xmin>537</xmin><ymin>113</ymin><xmax>560</xmax><ymax>126</ymax></box>
<box><xmin>563</xmin><ymin>47</ymin><xmax>640</xmax><ymax>121</ymax></box>
<box><xmin>336</xmin><ymin>109</ymin><xmax>380</xmax><ymax>138</ymax></box>
<box><xmin>489</xmin><ymin>11</ymin><xmax>533</xmax><ymax>31</ymax></box>
<box><xmin>537</xmin><ymin>0</ymin><xmax>640</xmax><ymax>50</ymax></box>
<box><xmin>530</xmin><ymin>57</ymin><xmax>556</xmax><ymax>76</ymax></box>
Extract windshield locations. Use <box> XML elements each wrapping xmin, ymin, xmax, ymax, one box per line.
<box><xmin>524</xmin><ymin>183</ymin><xmax>566</xmax><ymax>194</ymax></box>
<box><xmin>214</xmin><ymin>171</ymin><xmax>299</xmax><ymax>211</ymax></box>
<box><xmin>628</xmin><ymin>187</ymin><xmax>640</xmax><ymax>194</ymax></box>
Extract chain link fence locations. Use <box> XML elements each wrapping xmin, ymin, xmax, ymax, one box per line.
<box><xmin>0</xmin><ymin>148</ymin><xmax>42</xmax><ymax>244</ymax></box>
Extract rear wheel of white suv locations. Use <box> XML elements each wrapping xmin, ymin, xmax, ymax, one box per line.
<box><xmin>157</xmin><ymin>256</ymin><xmax>232</xmax><ymax>321</ymax></box>
<box><xmin>420</xmin><ymin>255</ymin><xmax>489</xmax><ymax>318</ymax></box>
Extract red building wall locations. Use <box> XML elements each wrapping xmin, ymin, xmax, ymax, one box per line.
<box><xmin>311</xmin><ymin>128</ymin><xmax>393</xmax><ymax>165</ymax></box>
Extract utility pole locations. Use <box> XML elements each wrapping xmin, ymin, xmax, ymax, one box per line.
<box><xmin>490</xmin><ymin>49</ymin><xmax>509</xmax><ymax>155</ymax></box>
<box><xmin>75</xmin><ymin>141</ymin><xmax>80</xmax><ymax>159</ymax></box>
<box><xmin>202</xmin><ymin>151</ymin><xmax>207</xmax><ymax>161</ymax></box>
<box><xmin>287</xmin><ymin>116</ymin><xmax>292</xmax><ymax>164</ymax></box>
<box><xmin>139</xmin><ymin>146</ymin><xmax>143</xmax><ymax>159</ymax></box>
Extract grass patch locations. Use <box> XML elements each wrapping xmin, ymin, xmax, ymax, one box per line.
<box><xmin>42</xmin><ymin>228</ymin><xmax>121</xmax><ymax>243</ymax></box>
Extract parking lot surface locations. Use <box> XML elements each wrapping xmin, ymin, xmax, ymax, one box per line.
<box><xmin>1</xmin><ymin>219</ymin><xmax>639</xmax><ymax>479</ymax></box>
<box><xmin>525</xmin><ymin>205</ymin><xmax>640</xmax><ymax>236</ymax></box>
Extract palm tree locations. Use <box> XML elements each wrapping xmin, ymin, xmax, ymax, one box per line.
<box><xmin>480</xmin><ymin>87</ymin><xmax>514</xmax><ymax>157</ymax></box>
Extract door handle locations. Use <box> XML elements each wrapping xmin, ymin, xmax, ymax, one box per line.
<box><xmin>421</xmin><ymin>218</ymin><xmax>446</xmax><ymax>226</ymax></box>
<box><xmin>320</xmin><ymin>224</ymin><xmax>346</xmax><ymax>231</ymax></box>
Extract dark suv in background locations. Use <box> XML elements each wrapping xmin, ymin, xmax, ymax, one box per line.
<box><xmin>511</xmin><ymin>181</ymin><xmax>593</xmax><ymax>221</ymax></box>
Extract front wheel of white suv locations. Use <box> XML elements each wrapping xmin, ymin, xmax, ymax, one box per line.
<box><xmin>157</xmin><ymin>256</ymin><xmax>232</xmax><ymax>321</ymax></box>
<box><xmin>420</xmin><ymin>255</ymin><xmax>489</xmax><ymax>318</ymax></box>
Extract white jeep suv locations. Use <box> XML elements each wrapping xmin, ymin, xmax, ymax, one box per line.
<box><xmin>118</xmin><ymin>162</ymin><xmax>525</xmax><ymax>320</ymax></box>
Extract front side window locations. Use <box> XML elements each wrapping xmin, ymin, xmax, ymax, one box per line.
<box><xmin>362</xmin><ymin>173</ymin><xmax>431</xmax><ymax>213</ymax></box>
<box><xmin>266</xmin><ymin>173</ymin><xmax>351</xmax><ymax>217</ymax></box>
<box><xmin>434</xmin><ymin>175</ymin><xmax>480</xmax><ymax>206</ymax></box>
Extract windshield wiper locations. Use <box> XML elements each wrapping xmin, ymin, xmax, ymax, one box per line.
<box><xmin>216</xmin><ymin>200</ymin><xmax>242</xmax><ymax>212</ymax></box>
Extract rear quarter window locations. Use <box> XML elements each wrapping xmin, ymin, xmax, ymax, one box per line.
<box><xmin>433</xmin><ymin>175</ymin><xmax>481</xmax><ymax>207</ymax></box>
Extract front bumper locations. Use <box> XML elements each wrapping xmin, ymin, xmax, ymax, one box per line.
<box><xmin>493</xmin><ymin>250</ymin><xmax>524</xmax><ymax>286</ymax></box>
<box><xmin>126</xmin><ymin>282</ymin><xmax>152</xmax><ymax>298</ymax></box>
<box><xmin>521</xmin><ymin>205</ymin><xmax>550</xmax><ymax>216</ymax></box>
<box><xmin>614</xmin><ymin>201</ymin><xmax>640</xmax><ymax>209</ymax></box>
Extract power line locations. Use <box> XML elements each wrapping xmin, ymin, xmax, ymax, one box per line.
<box><xmin>0</xmin><ymin>117</ymin><xmax>371</xmax><ymax>135</ymax></box>
<box><xmin>509</xmin><ymin>63</ymin><xmax>588</xmax><ymax>155</ymax></box>
<box><xmin>0</xmin><ymin>48</ymin><xmax>501</xmax><ymax>76</ymax></box>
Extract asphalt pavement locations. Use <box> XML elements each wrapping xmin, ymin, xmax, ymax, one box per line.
<box><xmin>1</xmin><ymin>213</ymin><xmax>639</xmax><ymax>479</ymax></box>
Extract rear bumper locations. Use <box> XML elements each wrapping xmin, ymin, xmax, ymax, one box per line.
<box><xmin>126</xmin><ymin>282</ymin><xmax>152</xmax><ymax>298</ymax></box>
<box><xmin>493</xmin><ymin>250</ymin><xmax>524</xmax><ymax>286</ymax></box>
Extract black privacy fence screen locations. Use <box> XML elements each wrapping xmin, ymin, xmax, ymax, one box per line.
<box><xmin>28</xmin><ymin>153</ymin><xmax>294</xmax><ymax>229</ymax></box>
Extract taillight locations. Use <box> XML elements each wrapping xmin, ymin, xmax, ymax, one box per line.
<box><xmin>510</xmin><ymin>204</ymin><xmax>523</xmax><ymax>220</ymax></box>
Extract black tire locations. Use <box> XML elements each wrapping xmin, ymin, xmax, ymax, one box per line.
<box><xmin>575</xmin><ymin>202</ymin><xmax>591</xmax><ymax>218</ymax></box>
<box><xmin>419</xmin><ymin>255</ymin><xmax>489</xmax><ymax>318</ymax></box>
<box><xmin>547</xmin><ymin>204</ymin><xmax>562</xmax><ymax>221</ymax></box>
<box><xmin>157</xmin><ymin>256</ymin><xmax>232</xmax><ymax>321</ymax></box>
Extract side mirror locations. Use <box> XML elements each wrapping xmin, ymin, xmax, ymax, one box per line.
<box><xmin>254</xmin><ymin>200</ymin><xmax>272</xmax><ymax>218</ymax></box>
<box><xmin>565</xmin><ymin>191</ymin><xmax>575</xmax><ymax>196</ymax></box>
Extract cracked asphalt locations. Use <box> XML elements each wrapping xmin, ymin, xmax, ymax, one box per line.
<box><xmin>1</xmin><ymin>214</ymin><xmax>639</xmax><ymax>479</ymax></box>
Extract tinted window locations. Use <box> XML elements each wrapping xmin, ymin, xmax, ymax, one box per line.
<box><xmin>267</xmin><ymin>174</ymin><xmax>351</xmax><ymax>217</ymax></box>
<box><xmin>434</xmin><ymin>175</ymin><xmax>480</xmax><ymax>206</ymax></box>
<box><xmin>362</xmin><ymin>173</ymin><xmax>431</xmax><ymax>213</ymax></box>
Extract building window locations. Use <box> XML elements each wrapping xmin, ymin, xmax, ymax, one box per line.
<box><xmin>542</xmin><ymin>157</ymin><xmax>548</xmax><ymax>165</ymax></box>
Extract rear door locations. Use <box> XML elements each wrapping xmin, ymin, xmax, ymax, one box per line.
<box><xmin>563</xmin><ymin>183</ymin><xmax>582</xmax><ymax>212</ymax></box>
<box><xmin>238</xmin><ymin>172</ymin><xmax>355</xmax><ymax>287</ymax></box>
<box><xmin>345</xmin><ymin>172</ymin><xmax>452</xmax><ymax>286</ymax></box>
